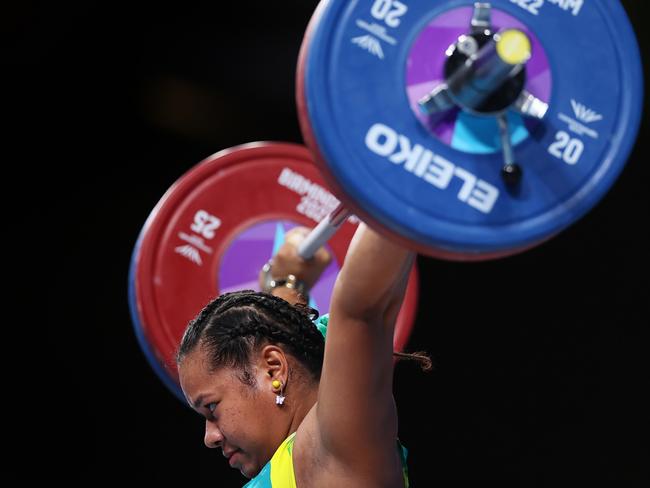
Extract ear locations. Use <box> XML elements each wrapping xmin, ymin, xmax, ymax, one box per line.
<box><xmin>257</xmin><ymin>344</ymin><xmax>289</xmax><ymax>385</ymax></box>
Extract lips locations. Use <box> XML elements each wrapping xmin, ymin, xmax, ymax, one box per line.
<box><xmin>223</xmin><ymin>449</ymin><xmax>240</xmax><ymax>467</ymax></box>
<box><xmin>228</xmin><ymin>450</ymin><xmax>240</xmax><ymax>468</ymax></box>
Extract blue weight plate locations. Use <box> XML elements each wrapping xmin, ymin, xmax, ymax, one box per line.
<box><xmin>298</xmin><ymin>0</ymin><xmax>643</xmax><ymax>257</ymax></box>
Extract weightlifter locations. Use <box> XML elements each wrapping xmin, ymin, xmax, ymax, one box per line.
<box><xmin>176</xmin><ymin>223</ymin><xmax>429</xmax><ymax>487</ymax></box>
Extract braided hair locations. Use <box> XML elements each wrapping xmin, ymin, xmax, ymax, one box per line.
<box><xmin>176</xmin><ymin>291</ymin><xmax>325</xmax><ymax>383</ymax></box>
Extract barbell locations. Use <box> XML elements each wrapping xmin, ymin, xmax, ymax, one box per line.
<box><xmin>130</xmin><ymin>0</ymin><xmax>643</xmax><ymax>400</ymax></box>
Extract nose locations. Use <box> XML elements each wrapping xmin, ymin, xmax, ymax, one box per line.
<box><xmin>204</xmin><ymin>419</ymin><xmax>224</xmax><ymax>448</ymax></box>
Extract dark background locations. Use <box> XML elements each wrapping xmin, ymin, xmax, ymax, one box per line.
<box><xmin>8</xmin><ymin>0</ymin><xmax>647</xmax><ymax>484</ymax></box>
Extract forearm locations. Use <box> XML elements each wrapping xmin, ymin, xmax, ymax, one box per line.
<box><xmin>332</xmin><ymin>223</ymin><xmax>414</xmax><ymax>321</ymax></box>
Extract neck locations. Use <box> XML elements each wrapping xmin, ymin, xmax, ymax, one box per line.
<box><xmin>286</xmin><ymin>380</ymin><xmax>318</xmax><ymax>436</ymax></box>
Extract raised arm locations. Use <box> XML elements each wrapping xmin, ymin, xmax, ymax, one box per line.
<box><xmin>316</xmin><ymin>223</ymin><xmax>415</xmax><ymax>469</ymax></box>
<box><xmin>258</xmin><ymin>226</ymin><xmax>332</xmax><ymax>305</ymax></box>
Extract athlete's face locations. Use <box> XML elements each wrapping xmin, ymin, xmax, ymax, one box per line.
<box><xmin>178</xmin><ymin>346</ymin><xmax>286</xmax><ymax>478</ymax></box>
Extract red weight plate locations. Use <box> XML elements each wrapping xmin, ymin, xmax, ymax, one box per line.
<box><xmin>131</xmin><ymin>142</ymin><xmax>419</xmax><ymax>398</ymax></box>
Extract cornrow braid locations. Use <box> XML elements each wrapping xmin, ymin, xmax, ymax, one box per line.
<box><xmin>176</xmin><ymin>291</ymin><xmax>325</xmax><ymax>381</ymax></box>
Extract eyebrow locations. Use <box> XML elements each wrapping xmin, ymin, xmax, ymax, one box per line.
<box><xmin>192</xmin><ymin>394</ymin><xmax>205</xmax><ymax>410</ymax></box>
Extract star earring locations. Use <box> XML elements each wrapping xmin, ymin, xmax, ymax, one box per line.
<box><xmin>272</xmin><ymin>379</ymin><xmax>285</xmax><ymax>405</ymax></box>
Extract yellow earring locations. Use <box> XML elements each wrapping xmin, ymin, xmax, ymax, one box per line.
<box><xmin>272</xmin><ymin>380</ymin><xmax>285</xmax><ymax>405</ymax></box>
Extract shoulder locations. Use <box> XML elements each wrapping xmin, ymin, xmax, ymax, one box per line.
<box><xmin>293</xmin><ymin>405</ymin><xmax>406</xmax><ymax>487</ymax></box>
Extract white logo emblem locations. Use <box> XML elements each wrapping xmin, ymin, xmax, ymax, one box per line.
<box><xmin>175</xmin><ymin>245</ymin><xmax>202</xmax><ymax>266</ymax></box>
<box><xmin>571</xmin><ymin>99</ymin><xmax>602</xmax><ymax>124</ymax></box>
<box><xmin>351</xmin><ymin>35</ymin><xmax>384</xmax><ymax>59</ymax></box>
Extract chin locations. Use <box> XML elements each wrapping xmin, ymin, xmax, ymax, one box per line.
<box><xmin>238</xmin><ymin>461</ymin><xmax>259</xmax><ymax>479</ymax></box>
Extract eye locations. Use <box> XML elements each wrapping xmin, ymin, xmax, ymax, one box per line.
<box><xmin>207</xmin><ymin>402</ymin><xmax>218</xmax><ymax>413</ymax></box>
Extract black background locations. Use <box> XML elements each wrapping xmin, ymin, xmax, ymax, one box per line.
<box><xmin>8</xmin><ymin>0</ymin><xmax>648</xmax><ymax>484</ymax></box>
